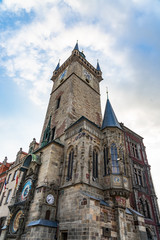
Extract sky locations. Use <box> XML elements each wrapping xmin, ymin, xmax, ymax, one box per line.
<box><xmin>0</xmin><ymin>0</ymin><xmax>160</xmax><ymax>204</ymax></box>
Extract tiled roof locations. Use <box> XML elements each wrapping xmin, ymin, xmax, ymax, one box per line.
<box><xmin>102</xmin><ymin>98</ymin><xmax>122</xmax><ymax>130</ymax></box>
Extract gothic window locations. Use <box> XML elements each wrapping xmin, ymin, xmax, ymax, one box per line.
<box><xmin>12</xmin><ymin>170</ymin><xmax>17</xmax><ymax>181</ymax></box>
<box><xmin>139</xmin><ymin>198</ymin><xmax>145</xmax><ymax>216</ymax></box>
<box><xmin>45</xmin><ymin>210</ymin><xmax>51</xmax><ymax>220</ymax></box>
<box><xmin>111</xmin><ymin>144</ymin><xmax>119</xmax><ymax>174</ymax></box>
<box><xmin>131</xmin><ymin>142</ymin><xmax>140</xmax><ymax>159</ymax></box>
<box><xmin>104</xmin><ymin>147</ymin><xmax>109</xmax><ymax>176</ymax></box>
<box><xmin>134</xmin><ymin>168</ymin><xmax>143</xmax><ymax>186</ymax></box>
<box><xmin>66</xmin><ymin>149</ymin><xmax>74</xmax><ymax>181</ymax></box>
<box><xmin>56</xmin><ymin>96</ymin><xmax>61</xmax><ymax>109</ymax></box>
<box><xmin>138</xmin><ymin>170</ymin><xmax>143</xmax><ymax>186</ymax></box>
<box><xmin>134</xmin><ymin>168</ymin><xmax>138</xmax><ymax>185</ymax></box>
<box><xmin>145</xmin><ymin>200</ymin><xmax>151</xmax><ymax>219</ymax></box>
<box><xmin>93</xmin><ymin>149</ymin><xmax>98</xmax><ymax>179</ymax></box>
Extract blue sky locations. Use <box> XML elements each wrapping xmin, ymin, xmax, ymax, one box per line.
<box><xmin>0</xmin><ymin>0</ymin><xmax>160</xmax><ymax>203</ymax></box>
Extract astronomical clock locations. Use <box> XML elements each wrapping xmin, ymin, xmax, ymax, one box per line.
<box><xmin>6</xmin><ymin>154</ymin><xmax>41</xmax><ymax>239</ymax></box>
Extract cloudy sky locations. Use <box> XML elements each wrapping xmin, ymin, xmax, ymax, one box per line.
<box><xmin>0</xmin><ymin>0</ymin><xmax>160</xmax><ymax>204</ymax></box>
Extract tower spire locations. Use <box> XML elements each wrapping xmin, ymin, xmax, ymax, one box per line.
<box><xmin>96</xmin><ymin>59</ymin><xmax>101</xmax><ymax>71</ymax></box>
<box><xmin>102</xmin><ymin>96</ymin><xmax>122</xmax><ymax>130</ymax></box>
<box><xmin>55</xmin><ymin>59</ymin><xmax>60</xmax><ymax>71</ymax></box>
<box><xmin>74</xmin><ymin>40</ymin><xmax>79</xmax><ymax>51</ymax></box>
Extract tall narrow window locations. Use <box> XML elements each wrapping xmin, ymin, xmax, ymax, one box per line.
<box><xmin>134</xmin><ymin>169</ymin><xmax>138</xmax><ymax>185</ymax></box>
<box><xmin>51</xmin><ymin>127</ymin><xmax>56</xmax><ymax>141</ymax></box>
<box><xmin>145</xmin><ymin>200</ymin><xmax>151</xmax><ymax>219</ymax></box>
<box><xmin>138</xmin><ymin>170</ymin><xmax>143</xmax><ymax>186</ymax></box>
<box><xmin>56</xmin><ymin>96</ymin><xmax>61</xmax><ymax>109</ymax></box>
<box><xmin>7</xmin><ymin>173</ymin><xmax>12</xmax><ymax>183</ymax></box>
<box><xmin>12</xmin><ymin>170</ymin><xmax>17</xmax><ymax>181</ymax></box>
<box><xmin>104</xmin><ymin>147</ymin><xmax>109</xmax><ymax>176</ymax></box>
<box><xmin>111</xmin><ymin>144</ymin><xmax>119</xmax><ymax>174</ymax></box>
<box><xmin>45</xmin><ymin>210</ymin><xmax>51</xmax><ymax>220</ymax></box>
<box><xmin>0</xmin><ymin>192</ymin><xmax>5</xmax><ymax>206</ymax></box>
<box><xmin>5</xmin><ymin>189</ymin><xmax>12</xmax><ymax>204</ymax></box>
<box><xmin>131</xmin><ymin>142</ymin><xmax>139</xmax><ymax>159</ymax></box>
<box><xmin>93</xmin><ymin>149</ymin><xmax>98</xmax><ymax>179</ymax></box>
<box><xmin>67</xmin><ymin>149</ymin><xmax>74</xmax><ymax>181</ymax></box>
<box><xmin>139</xmin><ymin>198</ymin><xmax>145</xmax><ymax>216</ymax></box>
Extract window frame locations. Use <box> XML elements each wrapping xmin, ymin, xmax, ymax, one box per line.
<box><xmin>5</xmin><ymin>189</ymin><xmax>12</xmax><ymax>204</ymax></box>
<box><xmin>66</xmin><ymin>149</ymin><xmax>74</xmax><ymax>181</ymax></box>
<box><xmin>111</xmin><ymin>143</ymin><xmax>119</xmax><ymax>174</ymax></box>
<box><xmin>93</xmin><ymin>149</ymin><xmax>98</xmax><ymax>179</ymax></box>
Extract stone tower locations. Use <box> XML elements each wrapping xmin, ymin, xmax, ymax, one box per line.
<box><xmin>2</xmin><ymin>43</ymin><xmax>160</xmax><ymax>240</ymax></box>
<box><xmin>40</xmin><ymin>42</ymin><xmax>102</xmax><ymax>146</ymax></box>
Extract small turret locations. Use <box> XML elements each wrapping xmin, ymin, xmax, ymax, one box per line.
<box><xmin>54</xmin><ymin>60</ymin><xmax>60</xmax><ymax>71</ymax></box>
<box><xmin>102</xmin><ymin>97</ymin><xmax>122</xmax><ymax>130</ymax></box>
<box><xmin>73</xmin><ymin>41</ymin><xmax>79</xmax><ymax>51</ymax></box>
<box><xmin>96</xmin><ymin>60</ymin><xmax>101</xmax><ymax>71</ymax></box>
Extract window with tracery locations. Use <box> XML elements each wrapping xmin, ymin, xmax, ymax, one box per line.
<box><xmin>66</xmin><ymin>149</ymin><xmax>74</xmax><ymax>181</ymax></box>
<box><xmin>111</xmin><ymin>144</ymin><xmax>119</xmax><ymax>174</ymax></box>
<box><xmin>134</xmin><ymin>168</ymin><xmax>143</xmax><ymax>186</ymax></box>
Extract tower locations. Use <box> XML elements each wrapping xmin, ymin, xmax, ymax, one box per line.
<box><xmin>2</xmin><ymin>43</ymin><xmax>159</xmax><ymax>240</ymax></box>
<box><xmin>40</xmin><ymin>42</ymin><xmax>102</xmax><ymax>146</ymax></box>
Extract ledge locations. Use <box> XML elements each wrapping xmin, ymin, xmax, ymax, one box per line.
<box><xmin>27</xmin><ymin>219</ymin><xmax>58</xmax><ymax>228</ymax></box>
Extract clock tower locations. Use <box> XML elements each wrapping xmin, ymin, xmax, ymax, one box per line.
<box><xmin>40</xmin><ymin>42</ymin><xmax>103</xmax><ymax>146</ymax></box>
<box><xmin>3</xmin><ymin>43</ymin><xmax>159</xmax><ymax>240</ymax></box>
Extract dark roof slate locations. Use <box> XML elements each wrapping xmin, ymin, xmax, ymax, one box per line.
<box><xmin>102</xmin><ymin>98</ymin><xmax>122</xmax><ymax>130</ymax></box>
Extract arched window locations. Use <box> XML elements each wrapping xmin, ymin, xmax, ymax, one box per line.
<box><xmin>93</xmin><ymin>149</ymin><xmax>98</xmax><ymax>179</ymax></box>
<box><xmin>104</xmin><ymin>147</ymin><xmax>109</xmax><ymax>176</ymax></box>
<box><xmin>111</xmin><ymin>144</ymin><xmax>119</xmax><ymax>174</ymax></box>
<box><xmin>145</xmin><ymin>200</ymin><xmax>151</xmax><ymax>219</ymax></box>
<box><xmin>139</xmin><ymin>198</ymin><xmax>145</xmax><ymax>216</ymax></box>
<box><xmin>66</xmin><ymin>149</ymin><xmax>74</xmax><ymax>181</ymax></box>
<box><xmin>45</xmin><ymin>210</ymin><xmax>50</xmax><ymax>220</ymax></box>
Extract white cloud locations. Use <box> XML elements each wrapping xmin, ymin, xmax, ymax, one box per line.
<box><xmin>0</xmin><ymin>0</ymin><xmax>160</xmax><ymax>205</ymax></box>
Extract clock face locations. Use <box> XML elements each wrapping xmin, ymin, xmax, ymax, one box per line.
<box><xmin>84</xmin><ymin>70</ymin><xmax>91</xmax><ymax>81</ymax></box>
<box><xmin>21</xmin><ymin>179</ymin><xmax>32</xmax><ymax>201</ymax></box>
<box><xmin>46</xmin><ymin>194</ymin><xmax>54</xmax><ymax>205</ymax></box>
<box><xmin>114</xmin><ymin>176</ymin><xmax>120</xmax><ymax>183</ymax></box>
<box><xmin>10</xmin><ymin>210</ymin><xmax>23</xmax><ymax>234</ymax></box>
<box><xmin>59</xmin><ymin>69</ymin><xmax>67</xmax><ymax>81</ymax></box>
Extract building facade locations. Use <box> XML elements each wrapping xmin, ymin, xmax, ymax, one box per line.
<box><xmin>0</xmin><ymin>43</ymin><xmax>159</xmax><ymax>240</ymax></box>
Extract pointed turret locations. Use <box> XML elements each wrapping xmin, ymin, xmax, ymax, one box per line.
<box><xmin>96</xmin><ymin>60</ymin><xmax>101</xmax><ymax>71</ymax></box>
<box><xmin>102</xmin><ymin>97</ymin><xmax>122</xmax><ymax>130</ymax></box>
<box><xmin>74</xmin><ymin>41</ymin><xmax>79</xmax><ymax>51</ymax></box>
<box><xmin>55</xmin><ymin>60</ymin><xmax>60</xmax><ymax>71</ymax></box>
